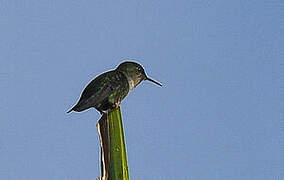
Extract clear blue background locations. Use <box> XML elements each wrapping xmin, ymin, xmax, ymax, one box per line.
<box><xmin>1</xmin><ymin>1</ymin><xmax>283</xmax><ymax>179</ymax></box>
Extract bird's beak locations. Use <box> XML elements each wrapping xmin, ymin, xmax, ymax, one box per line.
<box><xmin>146</xmin><ymin>77</ymin><xmax>162</xmax><ymax>87</ymax></box>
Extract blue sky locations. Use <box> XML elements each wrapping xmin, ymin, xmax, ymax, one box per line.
<box><xmin>0</xmin><ymin>1</ymin><xmax>283</xmax><ymax>179</ymax></box>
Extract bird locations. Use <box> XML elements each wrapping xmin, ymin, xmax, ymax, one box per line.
<box><xmin>67</xmin><ymin>61</ymin><xmax>162</xmax><ymax>114</ymax></box>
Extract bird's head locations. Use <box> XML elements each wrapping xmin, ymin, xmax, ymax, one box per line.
<box><xmin>116</xmin><ymin>61</ymin><xmax>162</xmax><ymax>90</ymax></box>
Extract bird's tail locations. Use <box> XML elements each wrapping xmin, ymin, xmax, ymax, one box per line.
<box><xmin>67</xmin><ymin>105</ymin><xmax>77</xmax><ymax>113</ymax></box>
<box><xmin>66</xmin><ymin>108</ymin><xmax>73</xmax><ymax>113</ymax></box>
<box><xmin>66</xmin><ymin>103</ymin><xmax>87</xmax><ymax>113</ymax></box>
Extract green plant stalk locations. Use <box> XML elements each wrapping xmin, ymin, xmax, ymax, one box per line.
<box><xmin>108</xmin><ymin>107</ymin><xmax>129</xmax><ymax>180</ymax></box>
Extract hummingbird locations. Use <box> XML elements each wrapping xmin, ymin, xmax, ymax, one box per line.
<box><xmin>67</xmin><ymin>61</ymin><xmax>162</xmax><ymax>114</ymax></box>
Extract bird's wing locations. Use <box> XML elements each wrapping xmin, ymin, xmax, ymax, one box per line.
<box><xmin>78</xmin><ymin>71</ymin><xmax>125</xmax><ymax>107</ymax></box>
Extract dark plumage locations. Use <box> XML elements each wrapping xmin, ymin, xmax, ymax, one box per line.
<box><xmin>67</xmin><ymin>61</ymin><xmax>162</xmax><ymax>114</ymax></box>
<box><xmin>67</xmin><ymin>70</ymin><xmax>129</xmax><ymax>114</ymax></box>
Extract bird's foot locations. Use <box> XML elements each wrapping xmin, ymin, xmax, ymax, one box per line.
<box><xmin>114</xmin><ymin>102</ymin><xmax>120</xmax><ymax>109</ymax></box>
<box><xmin>110</xmin><ymin>103</ymin><xmax>120</xmax><ymax>110</ymax></box>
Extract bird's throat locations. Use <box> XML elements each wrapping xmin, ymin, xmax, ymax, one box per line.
<box><xmin>126</xmin><ymin>76</ymin><xmax>135</xmax><ymax>91</ymax></box>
